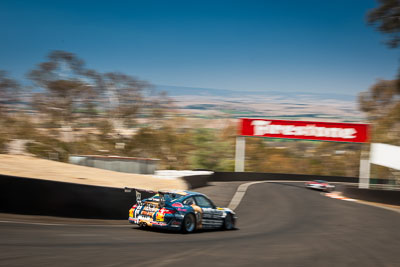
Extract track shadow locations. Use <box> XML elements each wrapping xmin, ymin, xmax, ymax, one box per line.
<box><xmin>131</xmin><ymin>225</ymin><xmax>239</xmax><ymax>235</ymax></box>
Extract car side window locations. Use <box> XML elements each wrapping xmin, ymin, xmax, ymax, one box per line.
<box><xmin>183</xmin><ymin>197</ymin><xmax>195</xmax><ymax>206</ymax></box>
<box><xmin>194</xmin><ymin>196</ymin><xmax>214</xmax><ymax>208</ymax></box>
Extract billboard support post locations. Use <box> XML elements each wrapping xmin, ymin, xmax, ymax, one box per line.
<box><xmin>359</xmin><ymin>144</ymin><xmax>370</xmax><ymax>189</ymax></box>
<box><xmin>235</xmin><ymin>136</ymin><xmax>245</xmax><ymax>172</ymax></box>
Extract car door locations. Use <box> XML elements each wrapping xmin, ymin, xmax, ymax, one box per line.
<box><xmin>182</xmin><ymin>196</ymin><xmax>203</xmax><ymax>228</ymax></box>
<box><xmin>194</xmin><ymin>195</ymin><xmax>224</xmax><ymax>229</ymax></box>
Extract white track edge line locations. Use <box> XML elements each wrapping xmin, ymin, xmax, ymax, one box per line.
<box><xmin>228</xmin><ymin>180</ymin><xmax>308</xmax><ymax>210</ymax></box>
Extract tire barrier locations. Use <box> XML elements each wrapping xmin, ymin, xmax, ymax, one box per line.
<box><xmin>0</xmin><ymin>174</ymin><xmax>152</xmax><ymax>219</ymax></box>
<box><xmin>343</xmin><ymin>186</ymin><xmax>400</xmax><ymax>206</ymax></box>
<box><xmin>211</xmin><ymin>172</ymin><xmax>359</xmax><ymax>183</ymax></box>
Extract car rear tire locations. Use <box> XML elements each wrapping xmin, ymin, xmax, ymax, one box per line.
<box><xmin>181</xmin><ymin>213</ymin><xmax>196</xmax><ymax>233</ymax></box>
<box><xmin>223</xmin><ymin>214</ymin><xmax>235</xmax><ymax>230</ymax></box>
<box><xmin>138</xmin><ymin>222</ymin><xmax>147</xmax><ymax>229</ymax></box>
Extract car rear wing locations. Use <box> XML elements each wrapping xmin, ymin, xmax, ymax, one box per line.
<box><xmin>124</xmin><ymin>187</ymin><xmax>166</xmax><ymax>208</ymax></box>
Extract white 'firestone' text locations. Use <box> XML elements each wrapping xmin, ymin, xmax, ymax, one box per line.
<box><xmin>251</xmin><ymin>120</ymin><xmax>357</xmax><ymax>139</ymax></box>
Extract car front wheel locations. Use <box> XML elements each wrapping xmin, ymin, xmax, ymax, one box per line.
<box><xmin>223</xmin><ymin>214</ymin><xmax>235</xmax><ymax>230</ymax></box>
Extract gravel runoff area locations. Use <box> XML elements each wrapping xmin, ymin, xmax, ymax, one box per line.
<box><xmin>0</xmin><ymin>154</ymin><xmax>188</xmax><ymax>191</ymax></box>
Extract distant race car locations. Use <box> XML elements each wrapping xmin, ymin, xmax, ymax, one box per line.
<box><xmin>305</xmin><ymin>180</ymin><xmax>335</xmax><ymax>192</ymax></box>
<box><xmin>128</xmin><ymin>189</ymin><xmax>237</xmax><ymax>233</ymax></box>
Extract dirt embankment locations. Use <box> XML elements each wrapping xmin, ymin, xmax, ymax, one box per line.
<box><xmin>0</xmin><ymin>154</ymin><xmax>187</xmax><ymax>190</ymax></box>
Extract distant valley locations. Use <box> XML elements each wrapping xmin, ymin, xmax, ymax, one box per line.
<box><xmin>155</xmin><ymin>85</ymin><xmax>364</xmax><ymax>123</ymax></box>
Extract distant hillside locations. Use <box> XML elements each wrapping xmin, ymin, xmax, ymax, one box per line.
<box><xmin>155</xmin><ymin>85</ymin><xmax>356</xmax><ymax>102</ymax></box>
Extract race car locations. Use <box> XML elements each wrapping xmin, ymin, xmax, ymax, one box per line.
<box><xmin>305</xmin><ymin>180</ymin><xmax>335</xmax><ymax>192</ymax></box>
<box><xmin>127</xmin><ymin>188</ymin><xmax>236</xmax><ymax>233</ymax></box>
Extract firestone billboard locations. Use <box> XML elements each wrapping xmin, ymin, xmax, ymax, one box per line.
<box><xmin>240</xmin><ymin>118</ymin><xmax>369</xmax><ymax>143</ymax></box>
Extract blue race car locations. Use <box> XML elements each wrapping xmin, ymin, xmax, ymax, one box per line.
<box><xmin>128</xmin><ymin>189</ymin><xmax>236</xmax><ymax>233</ymax></box>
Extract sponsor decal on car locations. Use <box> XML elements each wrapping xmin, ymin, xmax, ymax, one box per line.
<box><xmin>172</xmin><ymin>202</ymin><xmax>184</xmax><ymax>208</ymax></box>
<box><xmin>151</xmin><ymin>221</ymin><xmax>168</xmax><ymax>226</ymax></box>
<box><xmin>156</xmin><ymin>212</ymin><xmax>165</xmax><ymax>222</ymax></box>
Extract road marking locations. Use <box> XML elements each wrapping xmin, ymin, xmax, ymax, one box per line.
<box><xmin>228</xmin><ymin>180</ymin><xmax>309</xmax><ymax>210</ymax></box>
<box><xmin>324</xmin><ymin>193</ymin><xmax>400</xmax><ymax>213</ymax></box>
<box><xmin>228</xmin><ymin>181</ymin><xmax>266</xmax><ymax>210</ymax></box>
<box><xmin>0</xmin><ymin>220</ymin><xmax>67</xmax><ymax>226</ymax></box>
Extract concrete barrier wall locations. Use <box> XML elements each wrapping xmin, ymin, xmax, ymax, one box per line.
<box><xmin>181</xmin><ymin>175</ymin><xmax>211</xmax><ymax>189</ymax></box>
<box><xmin>0</xmin><ymin>173</ymin><xmax>209</xmax><ymax>219</ymax></box>
<box><xmin>343</xmin><ymin>186</ymin><xmax>400</xmax><ymax>206</ymax></box>
<box><xmin>211</xmin><ymin>172</ymin><xmax>359</xmax><ymax>183</ymax></box>
<box><xmin>0</xmin><ymin>174</ymin><xmax>153</xmax><ymax>219</ymax></box>
<box><xmin>180</xmin><ymin>171</ymin><xmax>359</xmax><ymax>189</ymax></box>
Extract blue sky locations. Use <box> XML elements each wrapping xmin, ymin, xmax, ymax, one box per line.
<box><xmin>0</xmin><ymin>0</ymin><xmax>398</xmax><ymax>95</ymax></box>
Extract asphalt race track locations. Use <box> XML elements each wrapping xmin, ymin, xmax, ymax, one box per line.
<box><xmin>1</xmin><ymin>182</ymin><xmax>399</xmax><ymax>266</ymax></box>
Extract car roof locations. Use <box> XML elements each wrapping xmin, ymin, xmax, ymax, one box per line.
<box><xmin>157</xmin><ymin>190</ymin><xmax>206</xmax><ymax>198</ymax></box>
<box><xmin>182</xmin><ymin>191</ymin><xmax>205</xmax><ymax>197</ymax></box>
<box><xmin>160</xmin><ymin>190</ymin><xmax>200</xmax><ymax>195</ymax></box>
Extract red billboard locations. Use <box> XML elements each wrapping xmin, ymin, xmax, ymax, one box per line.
<box><xmin>240</xmin><ymin>118</ymin><xmax>369</xmax><ymax>143</ymax></box>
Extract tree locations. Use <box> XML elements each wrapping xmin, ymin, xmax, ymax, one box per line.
<box><xmin>28</xmin><ymin>51</ymin><xmax>98</xmax><ymax>128</ymax></box>
<box><xmin>367</xmin><ymin>0</ymin><xmax>400</xmax><ymax>48</ymax></box>
<box><xmin>0</xmin><ymin>71</ymin><xmax>21</xmax><ymax>152</ymax></box>
<box><xmin>358</xmin><ymin>79</ymin><xmax>400</xmax><ymax>181</ymax></box>
<box><xmin>359</xmin><ymin>79</ymin><xmax>398</xmax><ymax>117</ymax></box>
<box><xmin>0</xmin><ymin>70</ymin><xmax>19</xmax><ymax>116</ymax></box>
<box><xmin>94</xmin><ymin>72</ymin><xmax>150</xmax><ymax>129</ymax></box>
<box><xmin>190</xmin><ymin>128</ymin><xmax>220</xmax><ymax>170</ymax></box>
<box><xmin>359</xmin><ymin>79</ymin><xmax>400</xmax><ymax>146</ymax></box>
<box><xmin>367</xmin><ymin>0</ymin><xmax>400</xmax><ymax>90</ymax></box>
<box><xmin>147</xmin><ymin>90</ymin><xmax>173</xmax><ymax>124</ymax></box>
<box><xmin>366</xmin><ymin>1</ymin><xmax>400</xmax><ymax>180</ymax></box>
